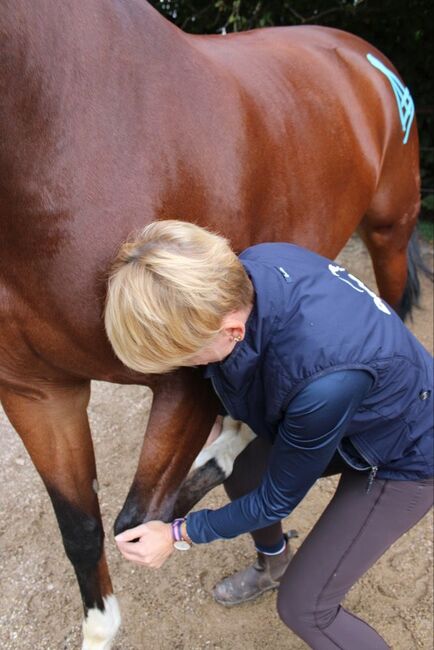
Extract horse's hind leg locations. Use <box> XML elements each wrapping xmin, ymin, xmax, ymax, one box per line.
<box><xmin>0</xmin><ymin>381</ymin><xmax>120</xmax><ymax>650</ymax></box>
<box><xmin>359</xmin><ymin>159</ymin><xmax>421</xmax><ymax>320</ymax></box>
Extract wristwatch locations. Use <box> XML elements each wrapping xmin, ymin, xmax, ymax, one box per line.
<box><xmin>171</xmin><ymin>518</ymin><xmax>192</xmax><ymax>551</ymax></box>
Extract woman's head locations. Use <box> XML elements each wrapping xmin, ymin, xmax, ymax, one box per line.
<box><xmin>104</xmin><ymin>220</ymin><xmax>253</xmax><ymax>374</ymax></box>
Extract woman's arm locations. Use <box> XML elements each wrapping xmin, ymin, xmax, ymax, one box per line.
<box><xmin>186</xmin><ymin>369</ymin><xmax>373</xmax><ymax>543</ymax></box>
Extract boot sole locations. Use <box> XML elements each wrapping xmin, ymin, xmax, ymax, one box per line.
<box><xmin>213</xmin><ymin>582</ymin><xmax>279</xmax><ymax>607</ymax></box>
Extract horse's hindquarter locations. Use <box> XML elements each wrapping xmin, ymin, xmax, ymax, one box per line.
<box><xmin>191</xmin><ymin>25</ymin><xmax>418</xmax><ymax>248</ymax></box>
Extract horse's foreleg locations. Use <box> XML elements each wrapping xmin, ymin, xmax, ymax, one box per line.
<box><xmin>115</xmin><ymin>370</ymin><xmax>220</xmax><ymax>533</ymax></box>
<box><xmin>0</xmin><ymin>382</ymin><xmax>120</xmax><ymax>650</ymax></box>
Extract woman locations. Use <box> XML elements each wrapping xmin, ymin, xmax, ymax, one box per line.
<box><xmin>105</xmin><ymin>220</ymin><xmax>433</xmax><ymax>649</ymax></box>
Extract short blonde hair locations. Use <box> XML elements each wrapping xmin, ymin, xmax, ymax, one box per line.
<box><xmin>104</xmin><ymin>220</ymin><xmax>253</xmax><ymax>374</ymax></box>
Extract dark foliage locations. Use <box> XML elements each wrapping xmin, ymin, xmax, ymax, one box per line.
<box><xmin>149</xmin><ymin>1</ymin><xmax>433</xmax><ymax>218</ymax></box>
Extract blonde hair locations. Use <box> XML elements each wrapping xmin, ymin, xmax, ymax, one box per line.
<box><xmin>104</xmin><ymin>220</ymin><xmax>253</xmax><ymax>374</ymax></box>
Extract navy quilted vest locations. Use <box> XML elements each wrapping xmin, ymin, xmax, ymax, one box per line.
<box><xmin>204</xmin><ymin>243</ymin><xmax>433</xmax><ymax>480</ymax></box>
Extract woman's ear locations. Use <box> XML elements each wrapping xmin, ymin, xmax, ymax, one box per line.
<box><xmin>221</xmin><ymin>309</ymin><xmax>249</xmax><ymax>342</ymax></box>
<box><xmin>222</xmin><ymin>321</ymin><xmax>245</xmax><ymax>342</ymax></box>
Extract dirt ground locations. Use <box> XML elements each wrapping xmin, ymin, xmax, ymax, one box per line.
<box><xmin>0</xmin><ymin>236</ymin><xmax>433</xmax><ymax>650</ymax></box>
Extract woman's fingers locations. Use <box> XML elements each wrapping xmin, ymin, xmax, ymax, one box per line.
<box><xmin>115</xmin><ymin>523</ymin><xmax>149</xmax><ymax>543</ymax></box>
<box><xmin>115</xmin><ymin>521</ymin><xmax>174</xmax><ymax>568</ymax></box>
<box><xmin>118</xmin><ymin>543</ymin><xmax>170</xmax><ymax>568</ymax></box>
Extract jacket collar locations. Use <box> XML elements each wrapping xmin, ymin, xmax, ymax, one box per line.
<box><xmin>203</xmin><ymin>258</ymin><xmax>284</xmax><ymax>392</ymax></box>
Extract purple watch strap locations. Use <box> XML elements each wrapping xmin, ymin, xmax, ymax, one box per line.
<box><xmin>171</xmin><ymin>518</ymin><xmax>185</xmax><ymax>542</ymax></box>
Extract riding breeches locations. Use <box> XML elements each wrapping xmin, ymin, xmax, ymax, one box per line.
<box><xmin>223</xmin><ymin>438</ymin><xmax>434</xmax><ymax>649</ymax></box>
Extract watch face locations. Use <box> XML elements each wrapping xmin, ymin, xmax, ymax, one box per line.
<box><xmin>174</xmin><ymin>540</ymin><xmax>191</xmax><ymax>551</ymax></box>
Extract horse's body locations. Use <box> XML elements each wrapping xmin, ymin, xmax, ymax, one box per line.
<box><xmin>0</xmin><ymin>1</ymin><xmax>421</xmax><ymax>647</ymax></box>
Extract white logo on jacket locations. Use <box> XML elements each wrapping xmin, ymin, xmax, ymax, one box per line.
<box><xmin>328</xmin><ymin>264</ymin><xmax>391</xmax><ymax>315</ymax></box>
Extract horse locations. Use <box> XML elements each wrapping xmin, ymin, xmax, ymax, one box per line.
<box><xmin>0</xmin><ymin>0</ymin><xmax>425</xmax><ymax>647</ymax></box>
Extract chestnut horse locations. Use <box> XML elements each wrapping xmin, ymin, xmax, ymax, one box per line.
<box><xmin>0</xmin><ymin>0</ymin><xmax>424</xmax><ymax>647</ymax></box>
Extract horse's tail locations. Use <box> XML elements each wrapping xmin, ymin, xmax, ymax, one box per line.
<box><xmin>398</xmin><ymin>229</ymin><xmax>433</xmax><ymax>321</ymax></box>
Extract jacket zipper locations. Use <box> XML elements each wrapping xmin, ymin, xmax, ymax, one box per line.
<box><xmin>365</xmin><ymin>466</ymin><xmax>378</xmax><ymax>494</ymax></box>
<box><xmin>337</xmin><ymin>443</ymin><xmax>378</xmax><ymax>494</ymax></box>
<box><xmin>352</xmin><ymin>442</ymin><xmax>378</xmax><ymax>493</ymax></box>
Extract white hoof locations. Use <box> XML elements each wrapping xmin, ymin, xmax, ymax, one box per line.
<box><xmin>82</xmin><ymin>594</ymin><xmax>121</xmax><ymax>650</ymax></box>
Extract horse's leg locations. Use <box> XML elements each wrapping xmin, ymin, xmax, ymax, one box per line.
<box><xmin>173</xmin><ymin>418</ymin><xmax>256</xmax><ymax>516</ymax></box>
<box><xmin>359</xmin><ymin>214</ymin><xmax>418</xmax><ymax>320</ymax></box>
<box><xmin>359</xmin><ymin>135</ymin><xmax>423</xmax><ymax>320</ymax></box>
<box><xmin>115</xmin><ymin>370</ymin><xmax>220</xmax><ymax>533</ymax></box>
<box><xmin>0</xmin><ymin>381</ymin><xmax>120</xmax><ymax>650</ymax></box>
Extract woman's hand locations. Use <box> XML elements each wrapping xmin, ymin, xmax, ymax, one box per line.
<box><xmin>115</xmin><ymin>521</ymin><xmax>174</xmax><ymax>568</ymax></box>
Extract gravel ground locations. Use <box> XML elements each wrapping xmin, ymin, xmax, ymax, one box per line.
<box><xmin>0</xmin><ymin>235</ymin><xmax>433</xmax><ymax>650</ymax></box>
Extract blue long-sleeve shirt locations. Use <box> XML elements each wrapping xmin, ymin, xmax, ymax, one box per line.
<box><xmin>186</xmin><ymin>369</ymin><xmax>373</xmax><ymax>544</ymax></box>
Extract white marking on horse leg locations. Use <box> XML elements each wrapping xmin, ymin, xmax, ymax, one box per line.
<box><xmin>204</xmin><ymin>414</ymin><xmax>223</xmax><ymax>447</ymax></box>
<box><xmin>193</xmin><ymin>416</ymin><xmax>256</xmax><ymax>479</ymax></box>
<box><xmin>82</xmin><ymin>594</ymin><xmax>121</xmax><ymax>650</ymax></box>
<box><xmin>173</xmin><ymin>418</ymin><xmax>258</xmax><ymax>513</ymax></box>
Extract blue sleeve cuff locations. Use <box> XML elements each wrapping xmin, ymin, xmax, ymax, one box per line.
<box><xmin>186</xmin><ymin>510</ymin><xmax>226</xmax><ymax>544</ymax></box>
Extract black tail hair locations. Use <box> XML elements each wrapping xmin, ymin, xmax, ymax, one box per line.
<box><xmin>397</xmin><ymin>229</ymin><xmax>433</xmax><ymax>321</ymax></box>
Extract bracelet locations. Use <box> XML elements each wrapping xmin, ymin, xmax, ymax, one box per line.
<box><xmin>171</xmin><ymin>518</ymin><xmax>192</xmax><ymax>551</ymax></box>
<box><xmin>171</xmin><ymin>518</ymin><xmax>184</xmax><ymax>542</ymax></box>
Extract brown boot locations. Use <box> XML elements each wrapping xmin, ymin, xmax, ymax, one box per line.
<box><xmin>212</xmin><ymin>531</ymin><xmax>297</xmax><ymax>607</ymax></box>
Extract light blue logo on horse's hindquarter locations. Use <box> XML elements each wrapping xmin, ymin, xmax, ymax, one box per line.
<box><xmin>366</xmin><ymin>53</ymin><xmax>414</xmax><ymax>144</ymax></box>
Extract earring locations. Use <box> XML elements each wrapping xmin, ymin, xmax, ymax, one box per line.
<box><xmin>233</xmin><ymin>335</ymin><xmax>242</xmax><ymax>343</ymax></box>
